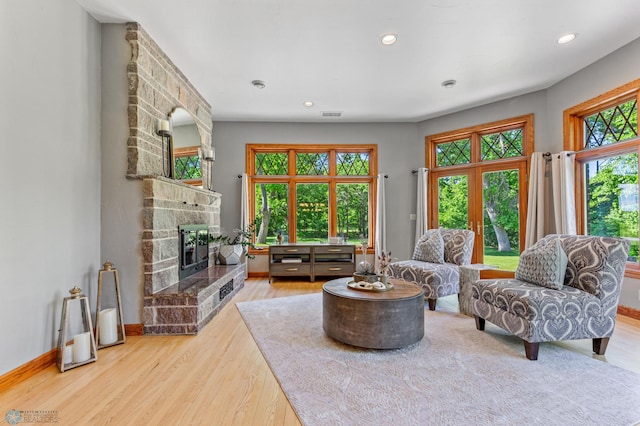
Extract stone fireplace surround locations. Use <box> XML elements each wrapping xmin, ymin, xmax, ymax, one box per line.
<box><xmin>126</xmin><ymin>23</ymin><xmax>244</xmax><ymax>335</ymax></box>
<box><xmin>140</xmin><ymin>178</ymin><xmax>245</xmax><ymax>335</ymax></box>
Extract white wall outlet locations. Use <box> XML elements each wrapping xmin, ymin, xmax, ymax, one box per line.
<box><xmin>638</xmin><ymin>289</ymin><xmax>640</xmax><ymax>301</ymax></box>
<box><xmin>410</xmin><ymin>213</ymin><xmax>417</xmax><ymax>221</ymax></box>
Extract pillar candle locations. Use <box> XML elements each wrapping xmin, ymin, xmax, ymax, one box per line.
<box><xmin>202</xmin><ymin>147</ymin><xmax>215</xmax><ymax>161</ymax></box>
<box><xmin>73</xmin><ymin>332</ymin><xmax>91</xmax><ymax>363</ymax></box>
<box><xmin>99</xmin><ymin>308</ymin><xmax>118</xmax><ymax>345</ymax></box>
<box><xmin>63</xmin><ymin>344</ymin><xmax>73</xmax><ymax>365</ymax></box>
<box><xmin>157</xmin><ymin>119</ymin><xmax>170</xmax><ymax>133</ymax></box>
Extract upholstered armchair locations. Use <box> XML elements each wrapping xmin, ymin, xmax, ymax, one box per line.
<box><xmin>472</xmin><ymin>234</ymin><xmax>629</xmax><ymax>360</ymax></box>
<box><xmin>388</xmin><ymin>228</ymin><xmax>474</xmax><ymax>310</ymax></box>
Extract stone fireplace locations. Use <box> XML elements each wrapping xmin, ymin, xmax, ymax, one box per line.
<box><xmin>123</xmin><ymin>23</ymin><xmax>244</xmax><ymax>335</ymax></box>
<box><xmin>178</xmin><ymin>224</ymin><xmax>209</xmax><ymax>280</ymax></box>
<box><xmin>140</xmin><ymin>178</ymin><xmax>244</xmax><ymax>334</ymax></box>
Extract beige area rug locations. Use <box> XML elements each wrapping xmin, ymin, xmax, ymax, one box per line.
<box><xmin>237</xmin><ymin>293</ymin><xmax>640</xmax><ymax>426</ymax></box>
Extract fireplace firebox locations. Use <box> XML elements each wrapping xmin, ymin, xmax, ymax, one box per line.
<box><xmin>179</xmin><ymin>224</ymin><xmax>209</xmax><ymax>280</ymax></box>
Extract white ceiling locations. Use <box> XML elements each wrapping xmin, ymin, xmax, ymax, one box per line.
<box><xmin>77</xmin><ymin>0</ymin><xmax>640</xmax><ymax>123</ymax></box>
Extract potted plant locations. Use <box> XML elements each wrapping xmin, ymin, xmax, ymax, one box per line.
<box><xmin>209</xmin><ymin>219</ymin><xmax>258</xmax><ymax>265</ymax></box>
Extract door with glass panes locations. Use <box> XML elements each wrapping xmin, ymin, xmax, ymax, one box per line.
<box><xmin>430</xmin><ymin>163</ymin><xmax>527</xmax><ymax>270</ymax></box>
<box><xmin>427</xmin><ymin>118</ymin><xmax>531</xmax><ymax>271</ymax></box>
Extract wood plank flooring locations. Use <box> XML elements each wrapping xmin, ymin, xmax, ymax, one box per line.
<box><xmin>1</xmin><ymin>277</ymin><xmax>639</xmax><ymax>425</ymax></box>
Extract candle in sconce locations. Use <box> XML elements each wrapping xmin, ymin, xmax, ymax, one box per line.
<box><xmin>207</xmin><ymin>147</ymin><xmax>215</xmax><ymax>161</ymax></box>
<box><xmin>99</xmin><ymin>308</ymin><xmax>118</xmax><ymax>345</ymax></box>
<box><xmin>63</xmin><ymin>345</ymin><xmax>73</xmax><ymax>365</ymax></box>
<box><xmin>73</xmin><ymin>332</ymin><xmax>91</xmax><ymax>363</ymax></box>
<box><xmin>157</xmin><ymin>119</ymin><xmax>170</xmax><ymax>133</ymax></box>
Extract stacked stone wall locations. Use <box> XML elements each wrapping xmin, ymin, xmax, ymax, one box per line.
<box><xmin>123</xmin><ymin>23</ymin><xmax>229</xmax><ymax>335</ymax></box>
<box><xmin>125</xmin><ymin>22</ymin><xmax>213</xmax><ymax>177</ymax></box>
<box><xmin>142</xmin><ymin>178</ymin><xmax>221</xmax><ymax>295</ymax></box>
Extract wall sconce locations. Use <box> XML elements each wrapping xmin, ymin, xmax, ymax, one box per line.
<box><xmin>156</xmin><ymin>119</ymin><xmax>172</xmax><ymax>178</ymax></box>
<box><xmin>201</xmin><ymin>147</ymin><xmax>215</xmax><ymax>191</ymax></box>
<box><xmin>56</xmin><ymin>286</ymin><xmax>98</xmax><ymax>372</ymax></box>
<box><xmin>95</xmin><ymin>261</ymin><xmax>126</xmax><ymax>349</ymax></box>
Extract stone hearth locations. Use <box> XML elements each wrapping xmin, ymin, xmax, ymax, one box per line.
<box><xmin>143</xmin><ymin>264</ymin><xmax>244</xmax><ymax>334</ymax></box>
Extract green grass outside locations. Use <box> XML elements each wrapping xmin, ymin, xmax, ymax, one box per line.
<box><xmin>483</xmin><ymin>247</ymin><xmax>520</xmax><ymax>271</ymax></box>
<box><xmin>256</xmin><ymin>236</ymin><xmax>365</xmax><ymax>246</ymax></box>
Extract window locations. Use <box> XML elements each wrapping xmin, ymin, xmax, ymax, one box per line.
<box><xmin>564</xmin><ymin>79</ymin><xmax>640</xmax><ymax>277</ymax></box>
<box><xmin>247</xmin><ymin>144</ymin><xmax>377</xmax><ymax>248</ymax></box>
<box><xmin>426</xmin><ymin>115</ymin><xmax>533</xmax><ymax>270</ymax></box>
<box><xmin>173</xmin><ymin>146</ymin><xmax>202</xmax><ymax>186</ymax></box>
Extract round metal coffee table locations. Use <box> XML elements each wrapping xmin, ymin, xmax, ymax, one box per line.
<box><xmin>322</xmin><ymin>277</ymin><xmax>424</xmax><ymax>349</ymax></box>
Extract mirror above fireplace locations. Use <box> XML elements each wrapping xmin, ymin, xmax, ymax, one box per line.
<box><xmin>169</xmin><ymin>107</ymin><xmax>202</xmax><ymax>186</ymax></box>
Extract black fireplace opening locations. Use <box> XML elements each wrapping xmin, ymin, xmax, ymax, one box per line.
<box><xmin>179</xmin><ymin>224</ymin><xmax>209</xmax><ymax>280</ymax></box>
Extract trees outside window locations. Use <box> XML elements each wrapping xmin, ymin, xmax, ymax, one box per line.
<box><xmin>247</xmin><ymin>145</ymin><xmax>377</xmax><ymax>248</ymax></box>
<box><xmin>564</xmin><ymin>80</ymin><xmax>640</xmax><ymax>276</ymax></box>
<box><xmin>427</xmin><ymin>115</ymin><xmax>533</xmax><ymax>270</ymax></box>
<box><xmin>173</xmin><ymin>146</ymin><xmax>202</xmax><ymax>186</ymax></box>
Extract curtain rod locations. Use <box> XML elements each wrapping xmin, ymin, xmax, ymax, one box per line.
<box><xmin>543</xmin><ymin>152</ymin><xmax>575</xmax><ymax>161</ymax></box>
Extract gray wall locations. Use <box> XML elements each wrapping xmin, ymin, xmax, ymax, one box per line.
<box><xmin>417</xmin><ymin>90</ymin><xmax>549</xmax><ymax>152</ymax></box>
<box><xmin>545</xmin><ymin>37</ymin><xmax>640</xmax><ymax>154</ymax></box>
<box><xmin>173</xmin><ymin>123</ymin><xmax>201</xmax><ymax>149</ymax></box>
<box><xmin>0</xmin><ymin>0</ymin><xmax>101</xmax><ymax>375</ymax></box>
<box><xmin>211</xmin><ymin>122</ymin><xmax>421</xmax><ymax>263</ymax></box>
<box><xmin>101</xmin><ymin>24</ymin><xmax>144</xmax><ymax>324</ymax></box>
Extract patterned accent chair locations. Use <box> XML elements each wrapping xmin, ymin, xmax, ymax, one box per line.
<box><xmin>472</xmin><ymin>234</ymin><xmax>629</xmax><ymax>360</ymax></box>
<box><xmin>388</xmin><ymin>228</ymin><xmax>474</xmax><ymax>311</ymax></box>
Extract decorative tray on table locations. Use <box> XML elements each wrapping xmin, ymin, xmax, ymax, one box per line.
<box><xmin>346</xmin><ymin>280</ymin><xmax>394</xmax><ymax>292</ymax></box>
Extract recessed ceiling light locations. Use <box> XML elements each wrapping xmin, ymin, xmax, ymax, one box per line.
<box><xmin>251</xmin><ymin>80</ymin><xmax>266</xmax><ymax>89</ymax></box>
<box><xmin>381</xmin><ymin>34</ymin><xmax>398</xmax><ymax>45</ymax></box>
<box><xmin>441</xmin><ymin>79</ymin><xmax>456</xmax><ymax>89</ymax></box>
<box><xmin>557</xmin><ymin>33</ymin><xmax>577</xmax><ymax>44</ymax></box>
<box><xmin>303</xmin><ymin>101</ymin><xmax>314</xmax><ymax>107</ymax></box>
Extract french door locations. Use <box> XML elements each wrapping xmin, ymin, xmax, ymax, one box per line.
<box><xmin>429</xmin><ymin>161</ymin><xmax>527</xmax><ymax>269</ymax></box>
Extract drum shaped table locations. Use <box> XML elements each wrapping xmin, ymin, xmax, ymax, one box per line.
<box><xmin>322</xmin><ymin>277</ymin><xmax>425</xmax><ymax>349</ymax></box>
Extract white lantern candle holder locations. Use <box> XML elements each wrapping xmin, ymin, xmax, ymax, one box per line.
<box><xmin>56</xmin><ymin>286</ymin><xmax>98</xmax><ymax>372</ymax></box>
<box><xmin>95</xmin><ymin>261</ymin><xmax>126</xmax><ymax>349</ymax></box>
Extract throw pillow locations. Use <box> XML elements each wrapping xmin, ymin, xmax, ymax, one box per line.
<box><xmin>412</xmin><ymin>230</ymin><xmax>445</xmax><ymax>264</ymax></box>
<box><xmin>515</xmin><ymin>237</ymin><xmax>568</xmax><ymax>290</ymax></box>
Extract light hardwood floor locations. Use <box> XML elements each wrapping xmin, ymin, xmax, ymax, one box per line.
<box><xmin>2</xmin><ymin>277</ymin><xmax>640</xmax><ymax>425</ymax></box>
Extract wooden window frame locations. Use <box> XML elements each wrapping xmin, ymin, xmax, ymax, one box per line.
<box><xmin>426</xmin><ymin>114</ymin><xmax>534</xmax><ymax>264</ymax></box>
<box><xmin>426</xmin><ymin>115</ymin><xmax>534</xmax><ymax>166</ymax></box>
<box><xmin>564</xmin><ymin>78</ymin><xmax>640</xmax><ymax>278</ymax></box>
<box><xmin>173</xmin><ymin>146</ymin><xmax>202</xmax><ymax>186</ymax></box>
<box><xmin>246</xmin><ymin>144</ymin><xmax>378</xmax><ymax>252</ymax></box>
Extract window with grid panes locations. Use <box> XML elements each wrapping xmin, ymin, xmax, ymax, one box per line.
<box><xmin>564</xmin><ymin>80</ymin><xmax>640</xmax><ymax>276</ymax></box>
<box><xmin>173</xmin><ymin>146</ymin><xmax>202</xmax><ymax>185</ymax></box>
<box><xmin>247</xmin><ymin>145</ymin><xmax>377</xmax><ymax>248</ymax></box>
<box><xmin>426</xmin><ymin>115</ymin><xmax>533</xmax><ymax>270</ymax></box>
